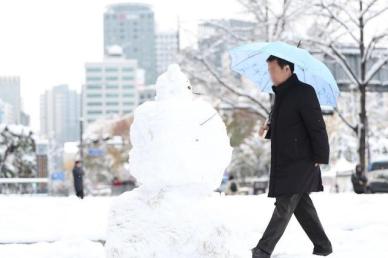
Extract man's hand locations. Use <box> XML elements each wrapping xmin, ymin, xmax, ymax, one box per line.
<box><xmin>259</xmin><ymin>121</ymin><xmax>269</xmax><ymax>138</ymax></box>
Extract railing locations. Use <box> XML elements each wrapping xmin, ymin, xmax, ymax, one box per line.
<box><xmin>0</xmin><ymin>178</ymin><xmax>49</xmax><ymax>194</ymax></box>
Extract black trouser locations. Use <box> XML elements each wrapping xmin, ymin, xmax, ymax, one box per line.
<box><xmin>256</xmin><ymin>193</ymin><xmax>332</xmax><ymax>254</ymax></box>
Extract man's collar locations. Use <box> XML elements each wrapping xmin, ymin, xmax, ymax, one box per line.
<box><xmin>271</xmin><ymin>73</ymin><xmax>299</xmax><ymax>95</ymax></box>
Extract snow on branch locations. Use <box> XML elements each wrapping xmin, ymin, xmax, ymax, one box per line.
<box><xmin>358</xmin><ymin>0</ymin><xmax>379</xmax><ymax>18</ymax></box>
<box><xmin>194</xmin><ymin>55</ymin><xmax>270</xmax><ymax>116</ymax></box>
<box><xmin>363</xmin><ymin>33</ymin><xmax>388</xmax><ymax>63</ymax></box>
<box><xmin>363</xmin><ymin>54</ymin><xmax>388</xmax><ymax>84</ymax></box>
<box><xmin>364</xmin><ymin>6</ymin><xmax>388</xmax><ymax>23</ymax></box>
<box><xmin>306</xmin><ymin>39</ymin><xmax>361</xmax><ymax>85</ymax></box>
<box><xmin>318</xmin><ymin>0</ymin><xmax>360</xmax><ymax>26</ymax></box>
<box><xmin>315</xmin><ymin>0</ymin><xmax>359</xmax><ymax>43</ymax></box>
<box><xmin>200</xmin><ymin>21</ymin><xmax>250</xmax><ymax>43</ymax></box>
<box><xmin>334</xmin><ymin>107</ymin><xmax>358</xmax><ymax>133</ymax></box>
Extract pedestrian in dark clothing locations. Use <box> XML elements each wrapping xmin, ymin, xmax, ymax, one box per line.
<box><xmin>351</xmin><ymin>164</ymin><xmax>368</xmax><ymax>194</ymax></box>
<box><xmin>225</xmin><ymin>175</ymin><xmax>239</xmax><ymax>195</ymax></box>
<box><xmin>72</xmin><ymin>160</ymin><xmax>84</xmax><ymax>199</ymax></box>
<box><xmin>253</xmin><ymin>55</ymin><xmax>332</xmax><ymax>258</ymax></box>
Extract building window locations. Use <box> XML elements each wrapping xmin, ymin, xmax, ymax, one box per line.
<box><xmin>87</xmin><ymin>67</ymin><xmax>102</xmax><ymax>72</ymax></box>
<box><xmin>87</xmin><ymin>94</ymin><xmax>102</xmax><ymax>98</ymax></box>
<box><xmin>106</xmin><ymin>84</ymin><xmax>119</xmax><ymax>89</ymax></box>
<box><xmin>122</xmin><ymin>93</ymin><xmax>134</xmax><ymax>97</ymax></box>
<box><xmin>105</xmin><ymin>67</ymin><xmax>118</xmax><ymax>72</ymax></box>
<box><xmin>122</xmin><ymin>67</ymin><xmax>133</xmax><ymax>72</ymax></box>
<box><xmin>87</xmin><ymin>76</ymin><xmax>102</xmax><ymax>81</ymax></box>
<box><xmin>87</xmin><ymin>110</ymin><xmax>102</xmax><ymax>115</ymax></box>
<box><xmin>87</xmin><ymin>102</ymin><xmax>102</xmax><ymax>106</ymax></box>
<box><xmin>106</xmin><ymin>93</ymin><xmax>119</xmax><ymax>98</ymax></box>
<box><xmin>106</xmin><ymin>76</ymin><xmax>118</xmax><ymax>81</ymax></box>
<box><xmin>87</xmin><ymin>84</ymin><xmax>102</xmax><ymax>89</ymax></box>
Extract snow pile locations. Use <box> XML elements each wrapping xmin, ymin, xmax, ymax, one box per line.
<box><xmin>105</xmin><ymin>64</ymin><xmax>237</xmax><ymax>257</ymax></box>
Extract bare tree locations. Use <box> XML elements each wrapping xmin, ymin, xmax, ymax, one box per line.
<box><xmin>180</xmin><ymin>0</ymin><xmax>308</xmax><ymax>123</ymax></box>
<box><xmin>306</xmin><ymin>0</ymin><xmax>388</xmax><ymax>172</ymax></box>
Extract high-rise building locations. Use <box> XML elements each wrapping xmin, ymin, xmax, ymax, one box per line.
<box><xmin>104</xmin><ymin>3</ymin><xmax>157</xmax><ymax>84</ymax></box>
<box><xmin>40</xmin><ymin>85</ymin><xmax>80</xmax><ymax>145</ymax></box>
<box><xmin>0</xmin><ymin>76</ymin><xmax>22</xmax><ymax>124</ymax></box>
<box><xmin>0</xmin><ymin>99</ymin><xmax>15</xmax><ymax>124</ymax></box>
<box><xmin>20</xmin><ymin>111</ymin><xmax>30</xmax><ymax>126</ymax></box>
<box><xmin>156</xmin><ymin>31</ymin><xmax>178</xmax><ymax>76</ymax></box>
<box><xmin>83</xmin><ymin>46</ymin><xmax>141</xmax><ymax>126</ymax></box>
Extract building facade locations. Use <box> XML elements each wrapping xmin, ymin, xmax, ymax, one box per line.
<box><xmin>40</xmin><ymin>85</ymin><xmax>80</xmax><ymax>145</ymax></box>
<box><xmin>0</xmin><ymin>76</ymin><xmax>22</xmax><ymax>124</ymax></box>
<box><xmin>156</xmin><ymin>31</ymin><xmax>178</xmax><ymax>76</ymax></box>
<box><xmin>83</xmin><ymin>47</ymin><xmax>140</xmax><ymax>126</ymax></box>
<box><xmin>0</xmin><ymin>99</ymin><xmax>15</xmax><ymax>124</ymax></box>
<box><xmin>104</xmin><ymin>3</ymin><xmax>157</xmax><ymax>84</ymax></box>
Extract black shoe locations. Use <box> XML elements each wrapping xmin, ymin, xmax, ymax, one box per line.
<box><xmin>251</xmin><ymin>246</ymin><xmax>271</xmax><ymax>258</ymax></box>
<box><xmin>313</xmin><ymin>245</ymin><xmax>333</xmax><ymax>256</ymax></box>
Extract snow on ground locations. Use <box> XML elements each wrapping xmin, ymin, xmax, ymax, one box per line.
<box><xmin>0</xmin><ymin>192</ymin><xmax>387</xmax><ymax>258</ymax></box>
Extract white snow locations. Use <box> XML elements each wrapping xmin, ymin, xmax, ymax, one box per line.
<box><xmin>0</xmin><ymin>193</ymin><xmax>388</xmax><ymax>257</ymax></box>
<box><xmin>0</xmin><ymin>239</ymin><xmax>104</xmax><ymax>258</ymax></box>
<box><xmin>0</xmin><ymin>196</ymin><xmax>110</xmax><ymax>244</ymax></box>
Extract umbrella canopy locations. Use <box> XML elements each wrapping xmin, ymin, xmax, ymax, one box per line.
<box><xmin>229</xmin><ymin>41</ymin><xmax>340</xmax><ymax>107</ymax></box>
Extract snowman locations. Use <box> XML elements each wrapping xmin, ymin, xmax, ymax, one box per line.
<box><xmin>105</xmin><ymin>64</ymin><xmax>238</xmax><ymax>258</ymax></box>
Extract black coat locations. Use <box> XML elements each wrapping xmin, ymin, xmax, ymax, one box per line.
<box><xmin>265</xmin><ymin>73</ymin><xmax>329</xmax><ymax>198</ymax></box>
<box><xmin>72</xmin><ymin>166</ymin><xmax>84</xmax><ymax>193</ymax></box>
<box><xmin>351</xmin><ymin>173</ymin><xmax>367</xmax><ymax>193</ymax></box>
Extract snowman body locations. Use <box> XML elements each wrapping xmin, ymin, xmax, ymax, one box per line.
<box><xmin>105</xmin><ymin>65</ymin><xmax>237</xmax><ymax>258</ymax></box>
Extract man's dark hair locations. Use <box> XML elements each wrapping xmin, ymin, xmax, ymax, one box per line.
<box><xmin>266</xmin><ymin>55</ymin><xmax>294</xmax><ymax>73</ymax></box>
<box><xmin>75</xmin><ymin>160</ymin><xmax>81</xmax><ymax>165</ymax></box>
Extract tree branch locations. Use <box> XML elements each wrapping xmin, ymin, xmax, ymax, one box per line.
<box><xmin>364</xmin><ymin>6</ymin><xmax>388</xmax><ymax>24</ymax></box>
<box><xmin>193</xmin><ymin>55</ymin><xmax>270</xmax><ymax>115</ymax></box>
<box><xmin>364</xmin><ymin>54</ymin><xmax>388</xmax><ymax>84</ymax></box>
<box><xmin>320</xmin><ymin>0</ymin><xmax>360</xmax><ymax>26</ymax></box>
<box><xmin>363</xmin><ymin>33</ymin><xmax>388</xmax><ymax>63</ymax></box>
<box><xmin>316</xmin><ymin>1</ymin><xmax>359</xmax><ymax>43</ymax></box>
<box><xmin>359</xmin><ymin>0</ymin><xmax>378</xmax><ymax>18</ymax></box>
<box><xmin>306</xmin><ymin>38</ymin><xmax>361</xmax><ymax>85</ymax></box>
<box><xmin>334</xmin><ymin>107</ymin><xmax>358</xmax><ymax>133</ymax></box>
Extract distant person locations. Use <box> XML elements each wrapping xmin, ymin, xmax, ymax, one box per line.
<box><xmin>72</xmin><ymin>160</ymin><xmax>84</xmax><ymax>199</ymax></box>
<box><xmin>225</xmin><ymin>175</ymin><xmax>238</xmax><ymax>195</ymax></box>
<box><xmin>351</xmin><ymin>164</ymin><xmax>368</xmax><ymax>194</ymax></box>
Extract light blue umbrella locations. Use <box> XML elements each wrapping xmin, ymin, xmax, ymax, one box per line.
<box><xmin>229</xmin><ymin>41</ymin><xmax>340</xmax><ymax>107</ymax></box>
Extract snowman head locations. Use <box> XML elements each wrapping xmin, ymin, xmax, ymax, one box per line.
<box><xmin>155</xmin><ymin>64</ymin><xmax>193</xmax><ymax>101</ymax></box>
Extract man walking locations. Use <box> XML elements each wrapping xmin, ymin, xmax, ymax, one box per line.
<box><xmin>253</xmin><ymin>55</ymin><xmax>333</xmax><ymax>257</ymax></box>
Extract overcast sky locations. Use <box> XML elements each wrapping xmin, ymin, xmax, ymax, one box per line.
<box><xmin>0</xmin><ymin>0</ymin><xmax>242</xmax><ymax>131</ymax></box>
